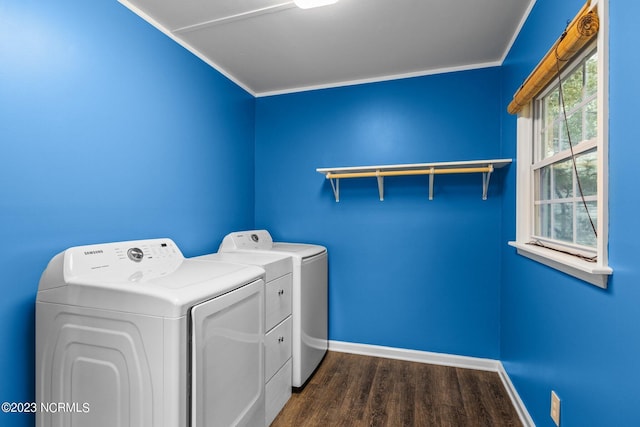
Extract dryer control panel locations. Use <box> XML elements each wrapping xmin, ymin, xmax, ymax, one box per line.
<box><xmin>62</xmin><ymin>239</ymin><xmax>184</xmax><ymax>284</ymax></box>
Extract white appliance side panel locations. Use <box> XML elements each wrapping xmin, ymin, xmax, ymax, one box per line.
<box><xmin>163</xmin><ymin>317</ymin><xmax>188</xmax><ymax>427</ymax></box>
<box><xmin>297</xmin><ymin>252</ymin><xmax>328</xmax><ymax>387</ymax></box>
<box><xmin>191</xmin><ymin>279</ymin><xmax>265</xmax><ymax>427</ymax></box>
<box><xmin>36</xmin><ymin>302</ymin><xmax>169</xmax><ymax>427</ymax></box>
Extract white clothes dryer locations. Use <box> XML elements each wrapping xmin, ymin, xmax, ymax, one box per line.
<box><xmin>194</xmin><ymin>251</ymin><xmax>293</xmax><ymax>425</ymax></box>
<box><xmin>36</xmin><ymin>238</ymin><xmax>266</xmax><ymax>427</ymax></box>
<box><xmin>218</xmin><ymin>230</ymin><xmax>328</xmax><ymax>389</ymax></box>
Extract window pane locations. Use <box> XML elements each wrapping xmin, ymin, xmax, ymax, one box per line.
<box><xmin>558</xmin><ymin>120</ymin><xmax>570</xmax><ymax>152</ymax></box>
<box><xmin>535</xmin><ymin>204</ymin><xmax>552</xmax><ymax>239</ymax></box>
<box><xmin>536</xmin><ymin>166</ymin><xmax>552</xmax><ymax>201</ymax></box>
<box><xmin>585</xmin><ymin>52</ymin><xmax>598</xmax><ymax>96</ymax></box>
<box><xmin>540</xmin><ymin>128</ymin><xmax>555</xmax><ymax>161</ymax></box>
<box><xmin>576</xmin><ymin>201</ymin><xmax>597</xmax><ymax>247</ymax></box>
<box><xmin>545</xmin><ymin>89</ymin><xmax>560</xmax><ymax>126</ymax></box>
<box><xmin>561</xmin><ymin>65</ymin><xmax>584</xmax><ymax>112</ymax></box>
<box><xmin>540</xmin><ymin>89</ymin><xmax>560</xmax><ymax>160</ymax></box>
<box><xmin>576</xmin><ymin>150</ymin><xmax>597</xmax><ymax>197</ymax></box>
<box><xmin>553</xmin><ymin>203</ymin><xmax>574</xmax><ymax>243</ymax></box>
<box><xmin>553</xmin><ymin>160</ymin><xmax>573</xmax><ymax>199</ymax></box>
<box><xmin>566</xmin><ymin>108</ymin><xmax>583</xmax><ymax>145</ymax></box>
<box><xmin>585</xmin><ymin>99</ymin><xmax>597</xmax><ymax>141</ymax></box>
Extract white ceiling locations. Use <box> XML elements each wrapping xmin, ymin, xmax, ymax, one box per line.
<box><xmin>119</xmin><ymin>0</ymin><xmax>535</xmax><ymax>97</ymax></box>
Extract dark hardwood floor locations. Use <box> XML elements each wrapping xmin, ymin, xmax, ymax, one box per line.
<box><xmin>271</xmin><ymin>351</ymin><xmax>522</xmax><ymax>427</ymax></box>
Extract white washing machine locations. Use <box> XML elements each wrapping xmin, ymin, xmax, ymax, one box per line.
<box><xmin>218</xmin><ymin>230</ymin><xmax>328</xmax><ymax>389</ymax></box>
<box><xmin>194</xmin><ymin>251</ymin><xmax>293</xmax><ymax>425</ymax></box>
<box><xmin>36</xmin><ymin>238</ymin><xmax>266</xmax><ymax>427</ymax></box>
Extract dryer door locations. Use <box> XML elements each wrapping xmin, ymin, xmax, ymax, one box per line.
<box><xmin>190</xmin><ymin>279</ymin><xmax>265</xmax><ymax>427</ymax></box>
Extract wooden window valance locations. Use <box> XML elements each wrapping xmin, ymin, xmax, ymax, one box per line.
<box><xmin>507</xmin><ymin>1</ymin><xmax>599</xmax><ymax>115</ymax></box>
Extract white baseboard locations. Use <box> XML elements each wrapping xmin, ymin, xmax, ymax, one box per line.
<box><xmin>329</xmin><ymin>340</ymin><xmax>501</xmax><ymax>371</ymax></box>
<box><xmin>328</xmin><ymin>340</ymin><xmax>535</xmax><ymax>427</ymax></box>
<box><xmin>496</xmin><ymin>364</ymin><xmax>536</xmax><ymax>427</ymax></box>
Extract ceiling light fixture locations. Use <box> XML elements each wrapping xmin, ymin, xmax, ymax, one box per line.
<box><xmin>294</xmin><ymin>0</ymin><xmax>339</xmax><ymax>9</ymax></box>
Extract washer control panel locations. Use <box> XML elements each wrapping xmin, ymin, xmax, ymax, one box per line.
<box><xmin>219</xmin><ymin>230</ymin><xmax>274</xmax><ymax>251</ymax></box>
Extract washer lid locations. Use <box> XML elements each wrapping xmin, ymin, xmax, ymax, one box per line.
<box><xmin>270</xmin><ymin>242</ymin><xmax>327</xmax><ymax>259</ymax></box>
<box><xmin>37</xmin><ymin>239</ymin><xmax>264</xmax><ymax>317</ymax></box>
<box><xmin>195</xmin><ymin>252</ymin><xmax>292</xmax><ymax>282</ymax></box>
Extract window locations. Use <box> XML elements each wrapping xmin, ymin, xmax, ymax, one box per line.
<box><xmin>509</xmin><ymin>4</ymin><xmax>611</xmax><ymax>288</ymax></box>
<box><xmin>533</xmin><ymin>48</ymin><xmax>598</xmax><ymax>254</ymax></box>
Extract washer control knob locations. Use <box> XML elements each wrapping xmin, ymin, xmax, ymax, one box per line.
<box><xmin>127</xmin><ymin>247</ymin><xmax>144</xmax><ymax>263</ymax></box>
<box><xmin>251</xmin><ymin>234</ymin><xmax>259</xmax><ymax>242</ymax></box>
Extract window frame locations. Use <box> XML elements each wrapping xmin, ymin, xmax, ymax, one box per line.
<box><xmin>509</xmin><ymin>0</ymin><xmax>612</xmax><ymax>288</ymax></box>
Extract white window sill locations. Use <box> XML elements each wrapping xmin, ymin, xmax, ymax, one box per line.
<box><xmin>508</xmin><ymin>241</ymin><xmax>612</xmax><ymax>289</ymax></box>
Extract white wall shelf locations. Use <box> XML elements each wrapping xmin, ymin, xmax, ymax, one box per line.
<box><xmin>316</xmin><ymin>159</ymin><xmax>512</xmax><ymax>202</ymax></box>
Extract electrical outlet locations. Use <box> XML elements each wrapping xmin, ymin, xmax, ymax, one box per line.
<box><xmin>550</xmin><ymin>390</ymin><xmax>561</xmax><ymax>426</ymax></box>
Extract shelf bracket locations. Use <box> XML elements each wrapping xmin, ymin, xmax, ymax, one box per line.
<box><xmin>328</xmin><ymin>176</ymin><xmax>340</xmax><ymax>202</ymax></box>
<box><xmin>376</xmin><ymin>171</ymin><xmax>384</xmax><ymax>201</ymax></box>
<box><xmin>482</xmin><ymin>164</ymin><xmax>494</xmax><ymax>200</ymax></box>
<box><xmin>428</xmin><ymin>167</ymin><xmax>435</xmax><ymax>200</ymax></box>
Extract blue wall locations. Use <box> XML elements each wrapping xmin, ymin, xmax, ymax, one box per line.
<box><xmin>4</xmin><ymin>0</ymin><xmax>639</xmax><ymax>426</ymax></box>
<box><xmin>255</xmin><ymin>70</ymin><xmax>505</xmax><ymax>359</ymax></box>
<box><xmin>0</xmin><ymin>1</ymin><xmax>254</xmax><ymax>425</ymax></box>
<box><xmin>500</xmin><ymin>0</ymin><xmax>640</xmax><ymax>425</ymax></box>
